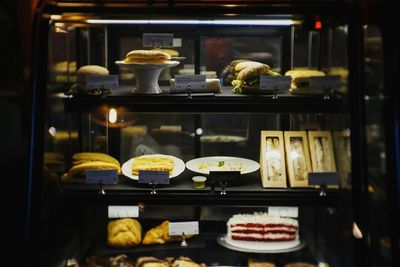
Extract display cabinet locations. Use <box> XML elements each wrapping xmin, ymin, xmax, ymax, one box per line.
<box><xmin>27</xmin><ymin>1</ymin><xmax>369</xmax><ymax>267</ymax></box>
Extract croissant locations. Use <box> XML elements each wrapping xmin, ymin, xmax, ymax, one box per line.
<box><xmin>142</xmin><ymin>221</ymin><xmax>193</xmax><ymax>245</ymax></box>
<box><xmin>107</xmin><ymin>218</ymin><xmax>142</xmax><ymax>247</ymax></box>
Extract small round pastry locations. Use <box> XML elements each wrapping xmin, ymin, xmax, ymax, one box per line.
<box><xmin>107</xmin><ymin>218</ymin><xmax>142</xmax><ymax>247</ymax></box>
<box><xmin>124</xmin><ymin>50</ymin><xmax>171</xmax><ymax>64</ymax></box>
<box><xmin>76</xmin><ymin>65</ymin><xmax>109</xmax><ymax>84</ymax></box>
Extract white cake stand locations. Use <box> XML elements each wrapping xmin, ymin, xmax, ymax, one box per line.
<box><xmin>115</xmin><ymin>60</ymin><xmax>179</xmax><ymax>94</ymax></box>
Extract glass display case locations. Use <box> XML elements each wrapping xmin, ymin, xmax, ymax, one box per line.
<box><xmin>27</xmin><ymin>1</ymin><xmax>373</xmax><ymax>267</ymax></box>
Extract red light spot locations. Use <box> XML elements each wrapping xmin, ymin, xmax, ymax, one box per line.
<box><xmin>314</xmin><ymin>20</ymin><xmax>322</xmax><ymax>30</ymax></box>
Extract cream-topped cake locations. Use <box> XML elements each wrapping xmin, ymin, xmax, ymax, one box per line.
<box><xmin>227</xmin><ymin>212</ymin><xmax>299</xmax><ymax>242</ymax></box>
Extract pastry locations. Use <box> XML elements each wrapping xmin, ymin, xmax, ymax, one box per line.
<box><xmin>142</xmin><ymin>220</ymin><xmax>192</xmax><ymax>245</ymax></box>
<box><xmin>72</xmin><ymin>152</ymin><xmax>120</xmax><ymax>167</ymax></box>
<box><xmin>124</xmin><ymin>50</ymin><xmax>171</xmax><ymax>64</ymax></box>
<box><xmin>69</xmin><ymin>65</ymin><xmax>110</xmax><ymax>95</ymax></box>
<box><xmin>107</xmin><ymin>218</ymin><xmax>142</xmax><ymax>247</ymax></box>
<box><xmin>136</xmin><ymin>257</ymin><xmax>169</xmax><ymax>267</ymax></box>
<box><xmin>68</xmin><ymin>161</ymin><xmax>120</xmax><ymax>177</ymax></box>
<box><xmin>171</xmin><ymin>257</ymin><xmax>205</xmax><ymax>267</ymax></box>
<box><xmin>142</xmin><ymin>220</ymin><xmax>170</xmax><ymax>245</ymax></box>
<box><xmin>284</xmin><ymin>263</ymin><xmax>317</xmax><ymax>267</ymax></box>
<box><xmin>284</xmin><ymin>69</ymin><xmax>325</xmax><ymax>91</ymax></box>
<box><xmin>248</xmin><ymin>258</ymin><xmax>276</xmax><ymax>267</ymax></box>
<box><xmin>289</xmin><ymin>138</ymin><xmax>308</xmax><ymax>181</ymax></box>
<box><xmin>131</xmin><ymin>156</ymin><xmax>174</xmax><ymax>176</ymax></box>
<box><xmin>227</xmin><ymin>212</ymin><xmax>299</xmax><ymax>242</ymax></box>
<box><xmin>152</xmin><ymin>48</ymin><xmax>179</xmax><ymax>57</ymax></box>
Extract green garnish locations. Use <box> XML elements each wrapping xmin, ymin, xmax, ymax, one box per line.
<box><xmin>218</xmin><ymin>161</ymin><xmax>225</xmax><ymax>167</ymax></box>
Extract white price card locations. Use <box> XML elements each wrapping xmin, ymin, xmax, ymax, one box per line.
<box><xmin>108</xmin><ymin>206</ymin><xmax>139</xmax><ymax>219</ymax></box>
<box><xmin>260</xmin><ymin>75</ymin><xmax>291</xmax><ymax>91</ymax></box>
<box><xmin>169</xmin><ymin>221</ymin><xmax>199</xmax><ymax>236</ymax></box>
<box><xmin>86</xmin><ymin>75</ymin><xmax>119</xmax><ymax>89</ymax></box>
<box><xmin>143</xmin><ymin>33</ymin><xmax>174</xmax><ymax>48</ymax></box>
<box><xmin>268</xmin><ymin>206</ymin><xmax>299</xmax><ymax>218</ymax></box>
<box><xmin>175</xmin><ymin>75</ymin><xmax>206</xmax><ymax>91</ymax></box>
<box><xmin>309</xmin><ymin>75</ymin><xmax>341</xmax><ymax>90</ymax></box>
<box><xmin>85</xmin><ymin>169</ymin><xmax>118</xmax><ymax>184</ymax></box>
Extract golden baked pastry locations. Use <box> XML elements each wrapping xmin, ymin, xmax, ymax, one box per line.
<box><xmin>124</xmin><ymin>50</ymin><xmax>171</xmax><ymax>64</ymax></box>
<box><xmin>171</xmin><ymin>257</ymin><xmax>205</xmax><ymax>267</ymax></box>
<box><xmin>76</xmin><ymin>65</ymin><xmax>109</xmax><ymax>84</ymax></box>
<box><xmin>285</xmin><ymin>69</ymin><xmax>325</xmax><ymax>90</ymax></box>
<box><xmin>132</xmin><ymin>157</ymin><xmax>174</xmax><ymax>176</ymax></box>
<box><xmin>142</xmin><ymin>220</ymin><xmax>170</xmax><ymax>245</ymax></box>
<box><xmin>142</xmin><ymin>220</ymin><xmax>192</xmax><ymax>245</ymax></box>
<box><xmin>136</xmin><ymin>257</ymin><xmax>169</xmax><ymax>267</ymax></box>
<box><xmin>72</xmin><ymin>152</ymin><xmax>120</xmax><ymax>167</ymax></box>
<box><xmin>248</xmin><ymin>258</ymin><xmax>276</xmax><ymax>267</ymax></box>
<box><xmin>152</xmin><ymin>48</ymin><xmax>179</xmax><ymax>57</ymax></box>
<box><xmin>107</xmin><ymin>218</ymin><xmax>142</xmax><ymax>247</ymax></box>
<box><xmin>68</xmin><ymin>161</ymin><xmax>120</xmax><ymax>177</ymax></box>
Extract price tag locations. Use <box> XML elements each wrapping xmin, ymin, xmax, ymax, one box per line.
<box><xmin>108</xmin><ymin>206</ymin><xmax>139</xmax><ymax>218</ymax></box>
<box><xmin>308</xmin><ymin>172</ymin><xmax>340</xmax><ymax>186</ymax></box>
<box><xmin>86</xmin><ymin>75</ymin><xmax>119</xmax><ymax>89</ymax></box>
<box><xmin>209</xmin><ymin>171</ymin><xmax>240</xmax><ymax>184</ymax></box>
<box><xmin>138</xmin><ymin>170</ymin><xmax>170</xmax><ymax>185</ymax></box>
<box><xmin>173</xmin><ymin>38</ymin><xmax>182</xmax><ymax>47</ymax></box>
<box><xmin>85</xmin><ymin>169</ymin><xmax>118</xmax><ymax>184</ymax></box>
<box><xmin>309</xmin><ymin>75</ymin><xmax>341</xmax><ymax>90</ymax></box>
<box><xmin>143</xmin><ymin>33</ymin><xmax>174</xmax><ymax>48</ymax></box>
<box><xmin>169</xmin><ymin>221</ymin><xmax>199</xmax><ymax>236</ymax></box>
<box><xmin>269</xmin><ymin>206</ymin><xmax>299</xmax><ymax>218</ymax></box>
<box><xmin>175</xmin><ymin>75</ymin><xmax>206</xmax><ymax>91</ymax></box>
<box><xmin>260</xmin><ymin>75</ymin><xmax>291</xmax><ymax>91</ymax></box>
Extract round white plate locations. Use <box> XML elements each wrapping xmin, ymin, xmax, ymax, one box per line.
<box><xmin>115</xmin><ymin>60</ymin><xmax>180</xmax><ymax>69</ymax></box>
<box><xmin>185</xmin><ymin>156</ymin><xmax>259</xmax><ymax>175</ymax></box>
<box><xmin>121</xmin><ymin>154</ymin><xmax>185</xmax><ymax>180</ymax></box>
<box><xmin>217</xmin><ymin>234</ymin><xmax>305</xmax><ymax>253</ymax></box>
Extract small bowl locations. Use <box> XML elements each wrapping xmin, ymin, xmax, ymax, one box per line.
<box><xmin>192</xmin><ymin>176</ymin><xmax>207</xmax><ymax>189</ymax></box>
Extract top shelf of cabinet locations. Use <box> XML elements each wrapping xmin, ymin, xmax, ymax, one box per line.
<box><xmin>62</xmin><ymin>86</ymin><xmax>348</xmax><ymax>114</ymax></box>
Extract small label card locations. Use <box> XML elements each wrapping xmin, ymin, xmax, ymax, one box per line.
<box><xmin>169</xmin><ymin>221</ymin><xmax>199</xmax><ymax>236</ymax></box>
<box><xmin>108</xmin><ymin>206</ymin><xmax>139</xmax><ymax>219</ymax></box>
<box><xmin>143</xmin><ymin>33</ymin><xmax>174</xmax><ymax>48</ymax></box>
<box><xmin>308</xmin><ymin>172</ymin><xmax>340</xmax><ymax>186</ymax></box>
<box><xmin>138</xmin><ymin>170</ymin><xmax>170</xmax><ymax>185</ymax></box>
<box><xmin>85</xmin><ymin>169</ymin><xmax>118</xmax><ymax>184</ymax></box>
<box><xmin>269</xmin><ymin>206</ymin><xmax>299</xmax><ymax>218</ymax></box>
<box><xmin>309</xmin><ymin>75</ymin><xmax>341</xmax><ymax>90</ymax></box>
<box><xmin>209</xmin><ymin>171</ymin><xmax>240</xmax><ymax>184</ymax></box>
<box><xmin>175</xmin><ymin>75</ymin><xmax>206</xmax><ymax>91</ymax></box>
<box><xmin>86</xmin><ymin>75</ymin><xmax>119</xmax><ymax>89</ymax></box>
<box><xmin>260</xmin><ymin>75</ymin><xmax>291</xmax><ymax>91</ymax></box>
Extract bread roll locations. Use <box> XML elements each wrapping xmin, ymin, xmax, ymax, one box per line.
<box><xmin>68</xmin><ymin>161</ymin><xmax>120</xmax><ymax>177</ymax></box>
<box><xmin>107</xmin><ymin>218</ymin><xmax>142</xmax><ymax>247</ymax></box>
<box><xmin>124</xmin><ymin>50</ymin><xmax>171</xmax><ymax>64</ymax></box>
<box><xmin>76</xmin><ymin>65</ymin><xmax>109</xmax><ymax>84</ymax></box>
<box><xmin>72</xmin><ymin>152</ymin><xmax>120</xmax><ymax>167</ymax></box>
<box><xmin>236</xmin><ymin>62</ymin><xmax>270</xmax><ymax>81</ymax></box>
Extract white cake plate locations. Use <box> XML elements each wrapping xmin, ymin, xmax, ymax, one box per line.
<box><xmin>217</xmin><ymin>234</ymin><xmax>305</xmax><ymax>253</ymax></box>
<box><xmin>115</xmin><ymin>60</ymin><xmax>179</xmax><ymax>94</ymax></box>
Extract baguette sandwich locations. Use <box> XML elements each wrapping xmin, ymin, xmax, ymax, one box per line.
<box><xmin>231</xmin><ymin>61</ymin><xmax>280</xmax><ymax>94</ymax></box>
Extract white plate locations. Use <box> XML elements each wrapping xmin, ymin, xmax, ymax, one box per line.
<box><xmin>115</xmin><ymin>60</ymin><xmax>180</xmax><ymax>69</ymax></box>
<box><xmin>185</xmin><ymin>156</ymin><xmax>259</xmax><ymax>175</ymax></box>
<box><xmin>121</xmin><ymin>154</ymin><xmax>185</xmax><ymax>180</ymax></box>
<box><xmin>217</xmin><ymin>234</ymin><xmax>305</xmax><ymax>253</ymax></box>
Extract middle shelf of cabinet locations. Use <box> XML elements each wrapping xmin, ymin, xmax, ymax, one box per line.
<box><xmin>60</xmin><ymin>170</ymin><xmax>350</xmax><ymax>207</ymax></box>
<box><xmin>62</xmin><ymin>86</ymin><xmax>348</xmax><ymax>114</ymax></box>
